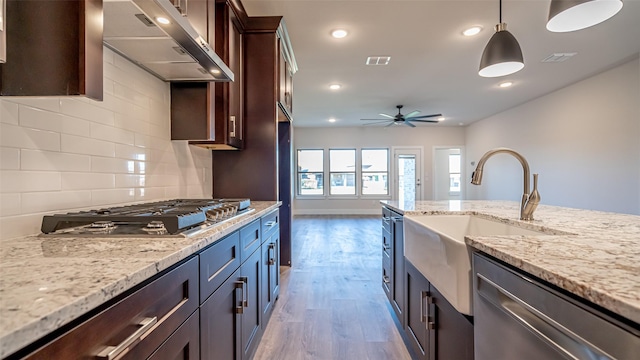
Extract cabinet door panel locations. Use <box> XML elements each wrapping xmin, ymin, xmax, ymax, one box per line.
<box><xmin>391</xmin><ymin>216</ymin><xmax>405</xmax><ymax>324</ymax></box>
<box><xmin>261</xmin><ymin>232</ymin><xmax>280</xmax><ymax>326</ymax></box>
<box><xmin>431</xmin><ymin>285</ymin><xmax>474</xmax><ymax>360</ymax></box>
<box><xmin>148</xmin><ymin>310</ymin><xmax>200</xmax><ymax>360</ymax></box>
<box><xmin>201</xmin><ymin>268</ymin><xmax>242</xmax><ymax>360</ymax></box>
<box><xmin>241</xmin><ymin>248</ymin><xmax>262</xmax><ymax>360</ymax></box>
<box><xmin>405</xmin><ymin>260</ymin><xmax>430</xmax><ymax>360</ymax></box>
<box><xmin>240</xmin><ymin>220</ymin><xmax>261</xmax><ymax>263</ymax></box>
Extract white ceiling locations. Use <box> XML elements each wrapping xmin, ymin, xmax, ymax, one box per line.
<box><xmin>242</xmin><ymin>0</ymin><xmax>640</xmax><ymax>128</ymax></box>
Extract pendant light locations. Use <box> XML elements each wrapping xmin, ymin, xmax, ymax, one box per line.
<box><xmin>547</xmin><ymin>0</ymin><xmax>623</xmax><ymax>32</ymax></box>
<box><xmin>479</xmin><ymin>0</ymin><xmax>524</xmax><ymax>78</ymax></box>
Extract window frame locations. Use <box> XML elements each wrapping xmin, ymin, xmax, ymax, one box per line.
<box><xmin>328</xmin><ymin>148</ymin><xmax>357</xmax><ymax>197</ymax></box>
<box><xmin>360</xmin><ymin>148</ymin><xmax>390</xmax><ymax>197</ymax></box>
<box><xmin>296</xmin><ymin>148</ymin><xmax>325</xmax><ymax>198</ymax></box>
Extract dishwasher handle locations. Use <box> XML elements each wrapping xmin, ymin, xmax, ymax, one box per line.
<box><xmin>476</xmin><ymin>273</ymin><xmax>614</xmax><ymax>360</ymax></box>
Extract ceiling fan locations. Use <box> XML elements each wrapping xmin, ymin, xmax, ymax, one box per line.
<box><xmin>361</xmin><ymin>105</ymin><xmax>442</xmax><ymax>127</ymax></box>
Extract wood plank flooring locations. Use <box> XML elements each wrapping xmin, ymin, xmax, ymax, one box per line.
<box><xmin>254</xmin><ymin>216</ymin><xmax>412</xmax><ymax>360</ymax></box>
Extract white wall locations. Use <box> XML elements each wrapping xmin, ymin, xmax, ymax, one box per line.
<box><xmin>293</xmin><ymin>126</ymin><xmax>465</xmax><ymax>214</ymax></box>
<box><xmin>0</xmin><ymin>48</ymin><xmax>213</xmax><ymax>239</ymax></box>
<box><xmin>465</xmin><ymin>56</ymin><xmax>640</xmax><ymax>215</ymax></box>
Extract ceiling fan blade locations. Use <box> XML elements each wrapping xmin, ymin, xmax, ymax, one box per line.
<box><xmin>404</xmin><ymin>110</ymin><xmax>420</xmax><ymax>118</ymax></box>
<box><xmin>405</xmin><ymin>122</ymin><xmax>416</xmax><ymax>128</ymax></box>
<box><xmin>409</xmin><ymin>119</ymin><xmax>439</xmax><ymax>123</ymax></box>
<box><xmin>409</xmin><ymin>113</ymin><xmax>442</xmax><ymax>119</ymax></box>
<box><xmin>363</xmin><ymin>121</ymin><xmax>389</xmax><ymax>126</ymax></box>
<box><xmin>385</xmin><ymin>122</ymin><xmax>395</xmax><ymax>127</ymax></box>
<box><xmin>360</xmin><ymin>119</ymin><xmax>390</xmax><ymax>121</ymax></box>
<box><xmin>378</xmin><ymin>113</ymin><xmax>395</xmax><ymax>119</ymax></box>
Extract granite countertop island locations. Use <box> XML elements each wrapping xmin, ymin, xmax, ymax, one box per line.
<box><xmin>0</xmin><ymin>201</ymin><xmax>280</xmax><ymax>359</ymax></box>
<box><xmin>382</xmin><ymin>200</ymin><xmax>640</xmax><ymax>326</ymax></box>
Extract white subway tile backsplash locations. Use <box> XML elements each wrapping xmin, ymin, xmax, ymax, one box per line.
<box><xmin>0</xmin><ymin>193</ymin><xmax>21</xmax><ymax>216</ymax></box>
<box><xmin>7</xmin><ymin>98</ymin><xmax>60</xmax><ymax>113</ymax></box>
<box><xmin>115</xmin><ymin>174</ymin><xmax>145</xmax><ymax>188</ymax></box>
<box><xmin>1</xmin><ymin>148</ymin><xmax>20</xmax><ymax>170</ymax></box>
<box><xmin>60</xmin><ymin>98</ymin><xmax>115</xmax><ymax>126</ymax></box>
<box><xmin>61</xmin><ymin>134</ymin><xmax>116</xmax><ymax>157</ymax></box>
<box><xmin>0</xmin><ymin>123</ymin><xmax>61</xmax><ymax>151</ymax></box>
<box><xmin>91</xmin><ymin>188</ymin><xmax>135</xmax><ymax>206</ymax></box>
<box><xmin>21</xmin><ymin>150</ymin><xmax>91</xmax><ymax>172</ymax></box>
<box><xmin>0</xmin><ymin>171</ymin><xmax>61</xmax><ymax>193</ymax></box>
<box><xmin>90</xmin><ymin>123</ymin><xmax>135</xmax><ymax>145</ymax></box>
<box><xmin>0</xmin><ymin>48</ymin><xmax>212</xmax><ymax>239</ymax></box>
<box><xmin>61</xmin><ymin>172</ymin><xmax>115</xmax><ymax>190</ymax></box>
<box><xmin>0</xmin><ymin>101</ymin><xmax>19</xmax><ymax>124</ymax></box>
<box><xmin>92</xmin><ymin>157</ymin><xmax>136</xmax><ymax>174</ymax></box>
<box><xmin>19</xmin><ymin>106</ymin><xmax>63</xmax><ymax>133</ymax></box>
<box><xmin>21</xmin><ymin>190</ymin><xmax>92</xmax><ymax>214</ymax></box>
<box><xmin>62</xmin><ymin>116</ymin><xmax>92</xmax><ymax>137</ymax></box>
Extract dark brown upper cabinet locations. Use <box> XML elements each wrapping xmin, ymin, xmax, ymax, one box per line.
<box><xmin>0</xmin><ymin>0</ymin><xmax>103</xmax><ymax>101</ymax></box>
<box><xmin>171</xmin><ymin>0</ymin><xmax>244</xmax><ymax>150</ymax></box>
<box><xmin>277</xmin><ymin>25</ymin><xmax>296</xmax><ymax>121</ymax></box>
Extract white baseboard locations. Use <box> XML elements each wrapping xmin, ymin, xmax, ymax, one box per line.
<box><xmin>293</xmin><ymin>209</ymin><xmax>380</xmax><ymax>216</ymax></box>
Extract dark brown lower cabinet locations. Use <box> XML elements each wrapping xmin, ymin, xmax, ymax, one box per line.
<box><xmin>21</xmin><ymin>257</ymin><xmax>199</xmax><ymax>360</ymax></box>
<box><xmin>405</xmin><ymin>260</ymin><xmax>474</xmax><ymax>360</ymax></box>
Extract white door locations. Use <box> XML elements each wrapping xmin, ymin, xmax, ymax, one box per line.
<box><xmin>392</xmin><ymin>147</ymin><xmax>422</xmax><ymax>202</ymax></box>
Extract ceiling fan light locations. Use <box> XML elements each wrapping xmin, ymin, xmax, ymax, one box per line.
<box><xmin>547</xmin><ymin>0</ymin><xmax>623</xmax><ymax>32</ymax></box>
<box><xmin>479</xmin><ymin>24</ymin><xmax>524</xmax><ymax>78</ymax></box>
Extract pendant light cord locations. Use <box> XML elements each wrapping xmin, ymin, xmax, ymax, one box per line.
<box><xmin>499</xmin><ymin>0</ymin><xmax>503</xmax><ymax>23</ymax></box>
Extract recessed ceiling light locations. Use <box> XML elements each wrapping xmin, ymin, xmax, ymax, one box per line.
<box><xmin>156</xmin><ymin>17</ymin><xmax>170</xmax><ymax>25</ymax></box>
<box><xmin>462</xmin><ymin>26</ymin><xmax>483</xmax><ymax>36</ymax></box>
<box><xmin>458</xmin><ymin>122</ymin><xmax>465</xmax><ymax>126</ymax></box>
<box><xmin>331</xmin><ymin>29</ymin><xmax>348</xmax><ymax>39</ymax></box>
<box><xmin>328</xmin><ymin>118</ymin><xmax>336</xmax><ymax>123</ymax></box>
<box><xmin>499</xmin><ymin>81</ymin><xmax>513</xmax><ymax>88</ymax></box>
<box><xmin>329</xmin><ymin>84</ymin><xmax>341</xmax><ymax>90</ymax></box>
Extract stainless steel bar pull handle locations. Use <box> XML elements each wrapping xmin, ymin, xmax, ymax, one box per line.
<box><xmin>96</xmin><ymin>317</ymin><xmax>157</xmax><ymax>360</ymax></box>
<box><xmin>476</xmin><ymin>273</ymin><xmax>613</xmax><ymax>360</ymax></box>
<box><xmin>235</xmin><ymin>280</ymin><xmax>245</xmax><ymax>314</ymax></box>
<box><xmin>268</xmin><ymin>243</ymin><xmax>276</xmax><ymax>265</ymax></box>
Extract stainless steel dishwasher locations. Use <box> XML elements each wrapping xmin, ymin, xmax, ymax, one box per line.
<box><xmin>473</xmin><ymin>253</ymin><xmax>639</xmax><ymax>360</ymax></box>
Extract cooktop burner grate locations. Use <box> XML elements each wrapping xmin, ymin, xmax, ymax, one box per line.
<box><xmin>41</xmin><ymin>199</ymin><xmax>250</xmax><ymax>235</ymax></box>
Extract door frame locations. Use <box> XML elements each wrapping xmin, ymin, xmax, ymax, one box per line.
<box><xmin>391</xmin><ymin>146</ymin><xmax>424</xmax><ymax>201</ymax></box>
<box><xmin>432</xmin><ymin>146</ymin><xmax>465</xmax><ymax>200</ymax></box>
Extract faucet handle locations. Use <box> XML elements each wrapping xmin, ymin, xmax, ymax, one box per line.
<box><xmin>523</xmin><ymin>174</ymin><xmax>541</xmax><ymax>220</ymax></box>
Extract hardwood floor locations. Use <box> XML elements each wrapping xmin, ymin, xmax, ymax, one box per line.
<box><xmin>254</xmin><ymin>216</ymin><xmax>412</xmax><ymax>360</ymax></box>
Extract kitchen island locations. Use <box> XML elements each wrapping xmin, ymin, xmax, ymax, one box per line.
<box><xmin>0</xmin><ymin>201</ymin><xmax>280</xmax><ymax>359</ymax></box>
<box><xmin>381</xmin><ymin>200</ymin><xmax>640</xmax><ymax>326</ymax></box>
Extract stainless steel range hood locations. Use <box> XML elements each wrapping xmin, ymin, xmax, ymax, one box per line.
<box><xmin>103</xmin><ymin>0</ymin><xmax>233</xmax><ymax>82</ymax></box>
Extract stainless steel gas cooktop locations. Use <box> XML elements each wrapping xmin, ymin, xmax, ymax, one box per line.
<box><xmin>41</xmin><ymin>198</ymin><xmax>252</xmax><ymax>236</ymax></box>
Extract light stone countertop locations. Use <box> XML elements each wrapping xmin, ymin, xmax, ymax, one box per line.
<box><xmin>0</xmin><ymin>201</ymin><xmax>280</xmax><ymax>359</ymax></box>
<box><xmin>382</xmin><ymin>200</ymin><xmax>640</xmax><ymax>326</ymax></box>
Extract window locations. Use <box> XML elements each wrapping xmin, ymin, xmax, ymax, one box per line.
<box><xmin>329</xmin><ymin>149</ymin><xmax>356</xmax><ymax>195</ymax></box>
<box><xmin>449</xmin><ymin>153</ymin><xmax>461</xmax><ymax>193</ymax></box>
<box><xmin>297</xmin><ymin>149</ymin><xmax>324</xmax><ymax>195</ymax></box>
<box><xmin>362</xmin><ymin>149</ymin><xmax>388</xmax><ymax>195</ymax></box>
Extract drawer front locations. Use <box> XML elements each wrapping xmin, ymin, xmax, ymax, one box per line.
<box><xmin>148</xmin><ymin>310</ymin><xmax>200</xmax><ymax>360</ymax></box>
<box><xmin>261</xmin><ymin>208</ymin><xmax>279</xmax><ymax>240</ymax></box>
<box><xmin>382</xmin><ymin>249</ymin><xmax>391</xmax><ymax>297</ymax></box>
<box><xmin>240</xmin><ymin>219</ymin><xmax>261</xmax><ymax>262</ymax></box>
<box><xmin>382</xmin><ymin>207</ymin><xmax>391</xmax><ymax>233</ymax></box>
<box><xmin>382</xmin><ymin>228</ymin><xmax>391</xmax><ymax>256</ymax></box>
<box><xmin>25</xmin><ymin>257</ymin><xmax>199</xmax><ymax>360</ymax></box>
<box><xmin>200</xmin><ymin>231</ymin><xmax>241</xmax><ymax>303</ymax></box>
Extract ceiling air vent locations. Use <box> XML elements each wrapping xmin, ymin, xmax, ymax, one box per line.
<box><xmin>135</xmin><ymin>14</ymin><xmax>155</xmax><ymax>27</ymax></box>
<box><xmin>366</xmin><ymin>56</ymin><xmax>391</xmax><ymax>65</ymax></box>
<box><xmin>541</xmin><ymin>52</ymin><xmax>577</xmax><ymax>63</ymax></box>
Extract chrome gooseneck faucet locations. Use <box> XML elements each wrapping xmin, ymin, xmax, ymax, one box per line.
<box><xmin>471</xmin><ymin>148</ymin><xmax>540</xmax><ymax>221</ymax></box>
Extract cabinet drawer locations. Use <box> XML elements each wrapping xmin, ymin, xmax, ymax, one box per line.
<box><xmin>200</xmin><ymin>231</ymin><xmax>241</xmax><ymax>303</ymax></box>
<box><xmin>261</xmin><ymin>209</ymin><xmax>279</xmax><ymax>240</ymax></box>
<box><xmin>382</xmin><ymin>207</ymin><xmax>391</xmax><ymax>233</ymax></box>
<box><xmin>25</xmin><ymin>257</ymin><xmax>199</xmax><ymax>360</ymax></box>
<box><xmin>382</xmin><ymin>228</ymin><xmax>391</xmax><ymax>255</ymax></box>
<box><xmin>148</xmin><ymin>310</ymin><xmax>199</xmax><ymax>360</ymax></box>
<box><xmin>240</xmin><ymin>219</ymin><xmax>261</xmax><ymax>262</ymax></box>
<box><xmin>382</xmin><ymin>250</ymin><xmax>391</xmax><ymax>296</ymax></box>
